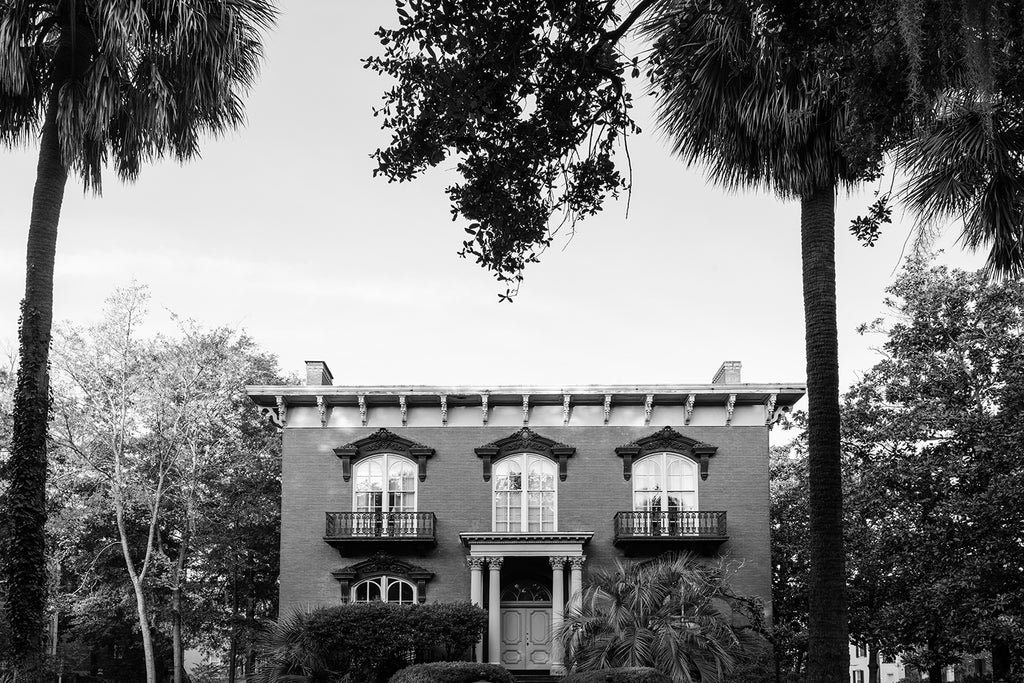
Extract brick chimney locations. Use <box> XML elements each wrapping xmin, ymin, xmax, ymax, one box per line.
<box><xmin>305</xmin><ymin>360</ymin><xmax>334</xmax><ymax>386</ymax></box>
<box><xmin>712</xmin><ymin>361</ymin><xmax>742</xmax><ymax>384</ymax></box>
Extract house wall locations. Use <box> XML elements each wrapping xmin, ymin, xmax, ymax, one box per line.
<box><xmin>279</xmin><ymin>423</ymin><xmax>771</xmax><ymax>615</ymax></box>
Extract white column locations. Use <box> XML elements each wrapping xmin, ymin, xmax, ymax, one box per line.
<box><xmin>468</xmin><ymin>557</ymin><xmax>486</xmax><ymax>662</ymax></box>
<box><xmin>549</xmin><ymin>556</ymin><xmax>567</xmax><ymax>675</ymax></box>
<box><xmin>487</xmin><ymin>556</ymin><xmax>503</xmax><ymax>665</ymax></box>
<box><xmin>568</xmin><ymin>556</ymin><xmax>585</xmax><ymax>612</ymax></box>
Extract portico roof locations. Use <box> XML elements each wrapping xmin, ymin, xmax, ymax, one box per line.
<box><xmin>460</xmin><ymin>532</ymin><xmax>594</xmax><ymax>557</ymax></box>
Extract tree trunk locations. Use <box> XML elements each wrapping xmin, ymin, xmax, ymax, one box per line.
<box><xmin>800</xmin><ymin>185</ymin><xmax>849</xmax><ymax>683</ymax></box>
<box><xmin>991</xmin><ymin>640</ymin><xmax>1010</xmax><ymax>680</ymax></box>
<box><xmin>172</xmin><ymin>523</ymin><xmax>191</xmax><ymax>683</ymax></box>
<box><xmin>869</xmin><ymin>644</ymin><xmax>880</xmax><ymax>683</ymax></box>
<box><xmin>228</xmin><ymin>565</ymin><xmax>239</xmax><ymax>683</ymax></box>
<box><xmin>114</xmin><ymin>484</ymin><xmax>157</xmax><ymax>683</ymax></box>
<box><xmin>927</xmin><ymin>664</ymin><xmax>944</xmax><ymax>682</ymax></box>
<box><xmin>5</xmin><ymin>87</ymin><xmax>69</xmax><ymax>667</ymax></box>
<box><xmin>129</xmin><ymin>576</ymin><xmax>157</xmax><ymax>683</ymax></box>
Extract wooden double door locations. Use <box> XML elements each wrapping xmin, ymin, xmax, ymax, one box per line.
<box><xmin>499</xmin><ymin>606</ymin><xmax>552</xmax><ymax>670</ymax></box>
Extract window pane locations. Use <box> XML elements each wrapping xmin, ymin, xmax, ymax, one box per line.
<box><xmin>355</xmin><ymin>580</ymin><xmax>382</xmax><ymax>602</ymax></box>
<box><xmin>388</xmin><ymin>460</ymin><xmax>415</xmax><ymax>492</ymax></box>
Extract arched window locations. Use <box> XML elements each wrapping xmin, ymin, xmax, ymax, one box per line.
<box><xmin>493</xmin><ymin>454</ymin><xmax>557</xmax><ymax>532</ymax></box>
<box><xmin>501</xmin><ymin>580</ymin><xmax>552</xmax><ymax>604</ymax></box>
<box><xmin>352</xmin><ymin>576</ymin><xmax>416</xmax><ymax>604</ymax></box>
<box><xmin>632</xmin><ymin>452</ymin><xmax>698</xmax><ymax>512</ymax></box>
<box><xmin>353</xmin><ymin>454</ymin><xmax>417</xmax><ymax>513</ymax></box>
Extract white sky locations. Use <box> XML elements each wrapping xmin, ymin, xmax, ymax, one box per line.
<box><xmin>0</xmin><ymin>2</ymin><xmax>985</xmax><ymax>398</ymax></box>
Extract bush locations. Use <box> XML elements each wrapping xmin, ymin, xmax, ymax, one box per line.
<box><xmin>562</xmin><ymin>667</ymin><xmax>672</xmax><ymax>683</ymax></box>
<box><xmin>388</xmin><ymin>662</ymin><xmax>515</xmax><ymax>683</ymax></box>
<box><xmin>254</xmin><ymin>602</ymin><xmax>487</xmax><ymax>683</ymax></box>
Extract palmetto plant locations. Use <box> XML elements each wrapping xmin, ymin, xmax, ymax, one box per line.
<box><xmin>0</xmin><ymin>0</ymin><xmax>274</xmax><ymax>672</ymax></box>
<box><xmin>900</xmin><ymin>96</ymin><xmax>1024</xmax><ymax>277</ymax></box>
<box><xmin>642</xmin><ymin>3</ymin><xmax>877</xmax><ymax>679</ymax></box>
<box><xmin>561</xmin><ymin>554</ymin><xmax>765</xmax><ymax>683</ymax></box>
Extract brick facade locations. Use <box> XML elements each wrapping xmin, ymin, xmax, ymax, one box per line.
<box><xmin>280</xmin><ymin>423</ymin><xmax>771</xmax><ymax>610</ymax></box>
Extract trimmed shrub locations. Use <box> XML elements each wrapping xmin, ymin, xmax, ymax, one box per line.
<box><xmin>388</xmin><ymin>662</ymin><xmax>516</xmax><ymax>683</ymax></box>
<box><xmin>254</xmin><ymin>602</ymin><xmax>487</xmax><ymax>683</ymax></box>
<box><xmin>562</xmin><ymin>668</ymin><xmax>673</xmax><ymax>683</ymax></box>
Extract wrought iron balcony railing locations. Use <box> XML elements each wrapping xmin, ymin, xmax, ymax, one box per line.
<box><xmin>613</xmin><ymin>510</ymin><xmax>728</xmax><ymax>545</ymax></box>
<box><xmin>324</xmin><ymin>512</ymin><xmax>437</xmax><ymax>553</ymax></box>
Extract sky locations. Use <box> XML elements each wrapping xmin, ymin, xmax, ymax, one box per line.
<box><xmin>0</xmin><ymin>2</ymin><xmax>987</xmax><ymax>398</ymax></box>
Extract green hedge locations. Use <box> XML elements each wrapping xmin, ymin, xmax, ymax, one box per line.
<box><xmin>562</xmin><ymin>667</ymin><xmax>673</xmax><ymax>683</ymax></box>
<box><xmin>254</xmin><ymin>602</ymin><xmax>486</xmax><ymax>683</ymax></box>
<box><xmin>388</xmin><ymin>662</ymin><xmax>516</xmax><ymax>683</ymax></box>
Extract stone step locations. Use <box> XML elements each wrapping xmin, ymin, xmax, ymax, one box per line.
<box><xmin>510</xmin><ymin>673</ymin><xmax>562</xmax><ymax>683</ymax></box>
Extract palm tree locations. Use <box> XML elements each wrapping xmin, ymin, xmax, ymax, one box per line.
<box><xmin>900</xmin><ymin>96</ymin><xmax>1024</xmax><ymax>278</ymax></box>
<box><xmin>561</xmin><ymin>553</ymin><xmax>765</xmax><ymax>683</ymax></box>
<box><xmin>0</xmin><ymin>0</ymin><xmax>275</xmax><ymax>670</ymax></box>
<box><xmin>642</xmin><ymin>3</ymin><xmax>869</xmax><ymax>680</ymax></box>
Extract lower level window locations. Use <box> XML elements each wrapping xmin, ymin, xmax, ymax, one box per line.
<box><xmin>352</xmin><ymin>576</ymin><xmax>416</xmax><ymax>604</ymax></box>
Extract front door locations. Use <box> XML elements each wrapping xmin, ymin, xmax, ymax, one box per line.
<box><xmin>500</xmin><ymin>607</ymin><xmax>551</xmax><ymax>670</ymax></box>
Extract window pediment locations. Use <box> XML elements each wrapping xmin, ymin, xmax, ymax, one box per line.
<box><xmin>474</xmin><ymin>427</ymin><xmax>576</xmax><ymax>481</ymax></box>
<box><xmin>334</xmin><ymin>428</ymin><xmax>435</xmax><ymax>482</ymax></box>
<box><xmin>615</xmin><ymin>426</ymin><xmax>718</xmax><ymax>481</ymax></box>
<box><xmin>331</xmin><ymin>553</ymin><xmax>434</xmax><ymax>603</ymax></box>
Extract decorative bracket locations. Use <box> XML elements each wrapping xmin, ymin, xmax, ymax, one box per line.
<box><xmin>276</xmin><ymin>396</ymin><xmax>287</xmax><ymax>427</ymax></box>
<box><xmin>440</xmin><ymin>394</ymin><xmax>448</xmax><ymax>427</ymax></box>
<box><xmin>522</xmin><ymin>394</ymin><xmax>530</xmax><ymax>425</ymax></box>
<box><xmin>475</xmin><ymin>427</ymin><xmax>576</xmax><ymax>482</ymax></box>
<box><xmin>684</xmin><ymin>393</ymin><xmax>696</xmax><ymax>425</ymax></box>
<box><xmin>399</xmin><ymin>395</ymin><xmax>408</xmax><ymax>426</ymax></box>
<box><xmin>358</xmin><ymin>394</ymin><xmax>367</xmax><ymax>426</ymax></box>
<box><xmin>643</xmin><ymin>394</ymin><xmax>654</xmax><ymax>426</ymax></box>
<box><xmin>258</xmin><ymin>405</ymin><xmax>283</xmax><ymax>429</ymax></box>
<box><xmin>316</xmin><ymin>396</ymin><xmax>327</xmax><ymax>428</ymax></box>
<box><xmin>764</xmin><ymin>394</ymin><xmax>777</xmax><ymax>426</ymax></box>
<box><xmin>334</xmin><ymin>428</ymin><xmax>435</xmax><ymax>482</ymax></box>
<box><xmin>725</xmin><ymin>394</ymin><xmax>737</xmax><ymax>426</ymax></box>
<box><xmin>616</xmin><ymin>445</ymin><xmax>641</xmax><ymax>481</ymax></box>
<box><xmin>603</xmin><ymin>394</ymin><xmax>612</xmax><ymax>425</ymax></box>
<box><xmin>562</xmin><ymin>394</ymin><xmax>571</xmax><ymax>426</ymax></box>
<box><xmin>481</xmin><ymin>393</ymin><xmax>489</xmax><ymax>425</ymax></box>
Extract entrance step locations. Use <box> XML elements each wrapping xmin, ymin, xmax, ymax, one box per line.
<box><xmin>510</xmin><ymin>673</ymin><xmax>562</xmax><ymax>683</ymax></box>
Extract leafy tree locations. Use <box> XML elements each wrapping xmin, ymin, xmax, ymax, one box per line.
<box><xmin>0</xmin><ymin>0</ymin><xmax>276</xmax><ymax>665</ymax></box>
<box><xmin>772</xmin><ymin>256</ymin><xmax>1024</xmax><ymax>682</ymax></box>
<box><xmin>769</xmin><ymin>446</ymin><xmax>810</xmax><ymax>682</ymax></box>
<box><xmin>44</xmin><ymin>285</ymin><xmax>283</xmax><ymax>683</ymax></box>
<box><xmin>560</xmin><ymin>553</ymin><xmax>768</xmax><ymax>683</ymax></box>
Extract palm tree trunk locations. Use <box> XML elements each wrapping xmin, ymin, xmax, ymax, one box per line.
<box><xmin>6</xmin><ymin>88</ymin><xmax>68</xmax><ymax>666</ymax></box>
<box><xmin>800</xmin><ymin>184</ymin><xmax>849</xmax><ymax>683</ymax></box>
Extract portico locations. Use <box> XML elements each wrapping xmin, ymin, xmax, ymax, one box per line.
<box><xmin>461</xmin><ymin>533</ymin><xmax>593</xmax><ymax>675</ymax></box>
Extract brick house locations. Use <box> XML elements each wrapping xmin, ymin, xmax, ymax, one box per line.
<box><xmin>247</xmin><ymin>360</ymin><xmax>803</xmax><ymax>675</ymax></box>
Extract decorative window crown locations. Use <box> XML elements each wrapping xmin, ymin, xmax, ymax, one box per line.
<box><xmin>474</xmin><ymin>427</ymin><xmax>576</xmax><ymax>481</ymax></box>
<box><xmin>333</xmin><ymin>428</ymin><xmax>435</xmax><ymax>482</ymax></box>
<box><xmin>615</xmin><ymin>426</ymin><xmax>718</xmax><ymax>481</ymax></box>
<box><xmin>331</xmin><ymin>553</ymin><xmax>434</xmax><ymax>603</ymax></box>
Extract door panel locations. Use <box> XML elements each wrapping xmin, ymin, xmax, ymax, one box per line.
<box><xmin>526</xmin><ymin>608</ymin><xmax>552</xmax><ymax>666</ymax></box>
<box><xmin>500</xmin><ymin>609</ymin><xmax>524</xmax><ymax>667</ymax></box>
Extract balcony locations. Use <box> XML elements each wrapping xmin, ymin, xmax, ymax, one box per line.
<box><xmin>324</xmin><ymin>512</ymin><xmax>437</xmax><ymax>554</ymax></box>
<box><xmin>613</xmin><ymin>511</ymin><xmax>728</xmax><ymax>554</ymax></box>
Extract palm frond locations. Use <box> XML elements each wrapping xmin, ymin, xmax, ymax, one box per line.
<box><xmin>899</xmin><ymin>97</ymin><xmax>1024</xmax><ymax>278</ymax></box>
<box><xmin>561</xmin><ymin>553</ymin><xmax>763</xmax><ymax>683</ymax></box>
<box><xmin>0</xmin><ymin>0</ymin><xmax>277</xmax><ymax>190</ymax></box>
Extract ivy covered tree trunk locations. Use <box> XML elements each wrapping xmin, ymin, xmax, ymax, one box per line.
<box><xmin>6</xmin><ymin>88</ymin><xmax>68</xmax><ymax>665</ymax></box>
<box><xmin>800</xmin><ymin>185</ymin><xmax>849</xmax><ymax>683</ymax></box>
<box><xmin>869</xmin><ymin>645</ymin><xmax>880</xmax><ymax>683</ymax></box>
